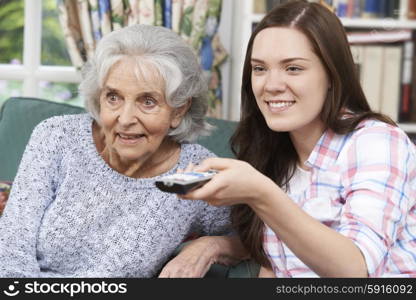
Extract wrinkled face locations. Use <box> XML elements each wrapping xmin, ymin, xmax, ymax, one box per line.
<box><xmin>251</xmin><ymin>27</ymin><xmax>330</xmax><ymax>135</ymax></box>
<box><xmin>99</xmin><ymin>57</ymin><xmax>184</xmax><ymax>164</ymax></box>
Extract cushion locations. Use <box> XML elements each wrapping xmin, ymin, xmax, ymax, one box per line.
<box><xmin>0</xmin><ymin>97</ymin><xmax>85</xmax><ymax>181</ymax></box>
<box><xmin>0</xmin><ymin>181</ymin><xmax>12</xmax><ymax>216</ymax></box>
<box><xmin>198</xmin><ymin>117</ymin><xmax>237</xmax><ymax>159</ymax></box>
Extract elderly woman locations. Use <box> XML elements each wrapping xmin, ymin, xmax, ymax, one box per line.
<box><xmin>0</xmin><ymin>24</ymin><xmax>246</xmax><ymax>277</ymax></box>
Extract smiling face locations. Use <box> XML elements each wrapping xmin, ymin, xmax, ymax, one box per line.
<box><xmin>97</xmin><ymin>57</ymin><xmax>186</xmax><ymax>174</ymax></box>
<box><xmin>251</xmin><ymin>27</ymin><xmax>330</xmax><ymax>136</ymax></box>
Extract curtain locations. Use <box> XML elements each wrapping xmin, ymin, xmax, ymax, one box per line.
<box><xmin>57</xmin><ymin>0</ymin><xmax>228</xmax><ymax>118</ymax></box>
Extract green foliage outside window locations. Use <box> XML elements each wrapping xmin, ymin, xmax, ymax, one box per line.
<box><xmin>41</xmin><ymin>0</ymin><xmax>72</xmax><ymax>66</ymax></box>
<box><xmin>0</xmin><ymin>0</ymin><xmax>24</xmax><ymax>64</ymax></box>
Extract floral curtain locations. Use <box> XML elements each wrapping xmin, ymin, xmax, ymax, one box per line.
<box><xmin>57</xmin><ymin>0</ymin><xmax>227</xmax><ymax>118</ymax></box>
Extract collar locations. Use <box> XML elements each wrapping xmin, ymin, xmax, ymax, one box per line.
<box><xmin>304</xmin><ymin>118</ymin><xmax>380</xmax><ymax>170</ymax></box>
<box><xmin>304</xmin><ymin>127</ymin><xmax>353</xmax><ymax>171</ymax></box>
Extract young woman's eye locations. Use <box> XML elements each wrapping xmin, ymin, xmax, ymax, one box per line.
<box><xmin>252</xmin><ymin>65</ymin><xmax>266</xmax><ymax>73</ymax></box>
<box><xmin>286</xmin><ymin>66</ymin><xmax>302</xmax><ymax>73</ymax></box>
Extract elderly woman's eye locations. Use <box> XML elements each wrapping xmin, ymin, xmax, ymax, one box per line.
<box><xmin>142</xmin><ymin>96</ymin><xmax>157</xmax><ymax>107</ymax></box>
<box><xmin>138</xmin><ymin>96</ymin><xmax>160</xmax><ymax>113</ymax></box>
<box><xmin>145</xmin><ymin>97</ymin><xmax>155</xmax><ymax>105</ymax></box>
<box><xmin>106</xmin><ymin>92</ymin><xmax>119</xmax><ymax>103</ymax></box>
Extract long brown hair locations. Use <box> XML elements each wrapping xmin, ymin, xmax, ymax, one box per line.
<box><xmin>231</xmin><ymin>0</ymin><xmax>395</xmax><ymax>267</ymax></box>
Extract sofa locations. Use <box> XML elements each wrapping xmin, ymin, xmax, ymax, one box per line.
<box><xmin>0</xmin><ymin>97</ymin><xmax>259</xmax><ymax>278</ymax></box>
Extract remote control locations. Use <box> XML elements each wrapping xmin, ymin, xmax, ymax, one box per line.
<box><xmin>155</xmin><ymin>171</ymin><xmax>216</xmax><ymax>194</ymax></box>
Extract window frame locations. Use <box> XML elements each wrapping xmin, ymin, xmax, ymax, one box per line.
<box><xmin>0</xmin><ymin>0</ymin><xmax>232</xmax><ymax>119</ymax></box>
<box><xmin>0</xmin><ymin>0</ymin><xmax>81</xmax><ymax>99</ymax></box>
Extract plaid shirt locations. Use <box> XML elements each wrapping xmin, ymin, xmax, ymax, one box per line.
<box><xmin>264</xmin><ymin>119</ymin><xmax>416</xmax><ymax>277</ymax></box>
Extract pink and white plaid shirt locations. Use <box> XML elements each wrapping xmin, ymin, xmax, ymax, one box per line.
<box><xmin>263</xmin><ymin>119</ymin><xmax>416</xmax><ymax>277</ymax></box>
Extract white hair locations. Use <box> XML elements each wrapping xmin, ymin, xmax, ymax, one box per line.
<box><xmin>79</xmin><ymin>24</ymin><xmax>212</xmax><ymax>142</ymax></box>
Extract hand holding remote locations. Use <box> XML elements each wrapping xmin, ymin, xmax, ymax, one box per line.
<box><xmin>178</xmin><ymin>157</ymin><xmax>275</xmax><ymax>207</ymax></box>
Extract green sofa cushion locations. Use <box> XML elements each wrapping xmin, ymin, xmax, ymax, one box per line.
<box><xmin>0</xmin><ymin>97</ymin><xmax>84</xmax><ymax>181</ymax></box>
<box><xmin>199</xmin><ymin>117</ymin><xmax>236</xmax><ymax>159</ymax></box>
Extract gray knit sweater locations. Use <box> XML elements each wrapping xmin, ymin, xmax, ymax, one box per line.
<box><xmin>0</xmin><ymin>114</ymin><xmax>231</xmax><ymax>277</ymax></box>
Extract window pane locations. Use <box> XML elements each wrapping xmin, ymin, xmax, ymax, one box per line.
<box><xmin>39</xmin><ymin>82</ymin><xmax>83</xmax><ymax>107</ymax></box>
<box><xmin>41</xmin><ymin>0</ymin><xmax>72</xmax><ymax>66</ymax></box>
<box><xmin>0</xmin><ymin>0</ymin><xmax>24</xmax><ymax>64</ymax></box>
<box><xmin>0</xmin><ymin>80</ymin><xmax>23</xmax><ymax>107</ymax></box>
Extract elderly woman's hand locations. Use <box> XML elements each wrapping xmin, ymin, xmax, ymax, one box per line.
<box><xmin>158</xmin><ymin>236</ymin><xmax>246</xmax><ymax>278</ymax></box>
<box><xmin>158</xmin><ymin>236</ymin><xmax>219</xmax><ymax>278</ymax></box>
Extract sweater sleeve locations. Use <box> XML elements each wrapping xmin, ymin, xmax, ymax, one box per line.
<box><xmin>0</xmin><ymin>118</ymin><xmax>62</xmax><ymax>277</ymax></box>
<box><xmin>197</xmin><ymin>203</ymin><xmax>233</xmax><ymax>236</ymax></box>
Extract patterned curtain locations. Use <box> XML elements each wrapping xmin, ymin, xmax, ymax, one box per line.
<box><xmin>57</xmin><ymin>0</ymin><xmax>227</xmax><ymax>118</ymax></box>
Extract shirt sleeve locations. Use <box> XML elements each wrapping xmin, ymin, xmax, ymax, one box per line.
<box><xmin>338</xmin><ymin>124</ymin><xmax>415</xmax><ymax>276</ymax></box>
<box><xmin>0</xmin><ymin>118</ymin><xmax>62</xmax><ymax>277</ymax></box>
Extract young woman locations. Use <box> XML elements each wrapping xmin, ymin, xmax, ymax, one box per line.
<box><xmin>182</xmin><ymin>0</ymin><xmax>416</xmax><ymax>277</ymax></box>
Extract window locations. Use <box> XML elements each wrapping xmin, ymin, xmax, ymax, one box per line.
<box><xmin>41</xmin><ymin>0</ymin><xmax>72</xmax><ymax>66</ymax></box>
<box><xmin>0</xmin><ymin>0</ymin><xmax>24</xmax><ymax>64</ymax></box>
<box><xmin>0</xmin><ymin>0</ymin><xmax>82</xmax><ymax>107</ymax></box>
<box><xmin>0</xmin><ymin>80</ymin><xmax>22</xmax><ymax>106</ymax></box>
<box><xmin>0</xmin><ymin>0</ymin><xmax>232</xmax><ymax>118</ymax></box>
